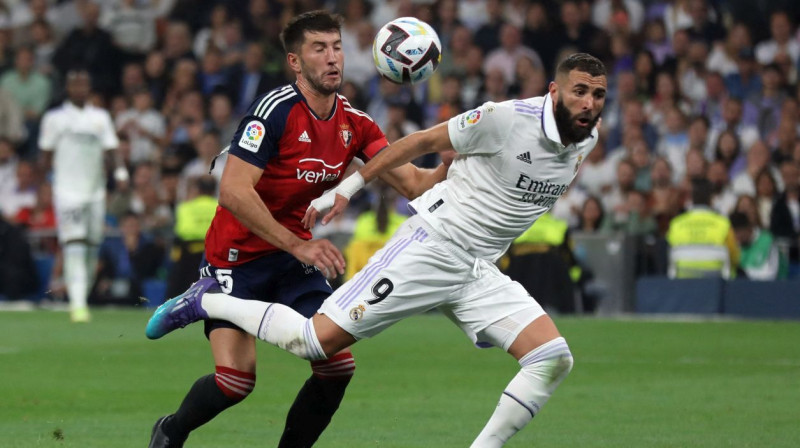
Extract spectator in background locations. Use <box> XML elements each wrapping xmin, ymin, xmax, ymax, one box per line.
<box><xmin>734</xmin><ymin>194</ymin><xmax>763</xmax><ymax>230</ymax></box>
<box><xmin>770</xmin><ymin>160</ymin><xmax>800</xmax><ymax>262</ymax></box>
<box><xmin>656</xmin><ymin>107</ymin><xmax>690</xmax><ymax>182</ymax></box>
<box><xmin>747</xmin><ymin>63</ymin><xmax>787</xmax><ymax>139</ymax></box>
<box><xmin>685</xmin><ymin>0</ymin><xmax>725</xmax><ymax>45</ymax></box>
<box><xmin>0</xmin><ymin>138</ymin><xmax>19</xmax><ymax>199</ymax></box>
<box><xmin>576</xmin><ymin>137</ymin><xmax>614</xmax><ymax>195</ymax></box>
<box><xmin>724</xmin><ymin>47</ymin><xmax>761</xmax><ymax>101</ymax></box>
<box><xmin>1</xmin><ymin>159</ymin><xmax>37</xmax><ymax>220</ymax></box>
<box><xmin>438</xmin><ymin>24</ymin><xmax>473</xmax><ymax>78</ymax></box>
<box><xmin>755</xmin><ymin>10</ymin><xmax>799</xmax><ymax>66</ymax></box>
<box><xmin>166</xmin><ymin>175</ymin><xmax>218</xmax><ymax>299</ymax></box>
<box><xmin>0</xmin><ymin>214</ymin><xmax>38</xmax><ymax>300</ymax></box>
<box><xmin>162</xmin><ymin>21</ymin><xmax>195</xmax><ymax>71</ymax></box>
<box><xmin>228</xmin><ymin>42</ymin><xmax>283</xmax><ymax>115</ymax></box>
<box><xmin>694</xmin><ymin>72</ymin><xmax>728</xmax><ymax>129</ymax></box>
<box><xmin>342</xmin><ymin>21</ymin><xmax>375</xmax><ymax>86</ymax></box>
<box><xmin>100</xmin><ymin>0</ymin><xmax>157</xmax><ymax>59</ymax></box>
<box><xmin>192</xmin><ymin>4</ymin><xmax>228</xmax><ymax>59</ymax></box>
<box><xmin>576</xmin><ymin>196</ymin><xmax>606</xmax><ymax>232</ymax></box>
<box><xmin>52</xmin><ymin>1</ymin><xmax>120</xmax><ymax>96</ymax></box>
<box><xmin>667</xmin><ymin>178</ymin><xmax>740</xmax><ymax>279</ymax></box>
<box><xmin>708</xmin><ymin>159</ymin><xmax>738</xmax><ymax>216</ymax></box>
<box><xmin>430</xmin><ymin>74</ymin><xmax>464</xmax><ymax>126</ymax></box>
<box><xmin>604</xmin><ymin>158</ymin><xmax>637</xmax><ymax>227</ymax></box>
<box><xmin>29</xmin><ymin>19</ymin><xmax>55</xmax><ymax>76</ymax></box>
<box><xmin>94</xmin><ymin>211</ymin><xmax>164</xmax><ymax>305</ymax></box>
<box><xmin>556</xmin><ymin>0</ymin><xmax>607</xmax><ymax>60</ymax></box>
<box><xmin>0</xmin><ymin>46</ymin><xmax>51</xmax><ymax>156</ymax></box>
<box><xmin>207</xmin><ymin>92</ymin><xmax>237</xmax><ymax>146</ymax></box>
<box><xmin>0</xmin><ymin>87</ymin><xmax>25</xmax><ymax>144</ymax></box>
<box><xmin>708</xmin><ymin>97</ymin><xmax>760</xmax><ymax>158</ymax></box>
<box><xmin>649</xmin><ymin>156</ymin><xmax>683</xmax><ymax>235</ymax></box>
<box><xmin>179</xmin><ymin>129</ymin><xmax>226</xmax><ymax>200</ymax></box>
<box><xmin>730</xmin><ymin>211</ymin><xmax>787</xmax><ymax>280</ymax></box>
<box><xmin>198</xmin><ymin>47</ymin><xmax>228</xmax><ymax>96</ymax></box>
<box><xmin>460</xmin><ymin>45</ymin><xmax>485</xmax><ymax>108</ymax></box>
<box><xmin>522</xmin><ymin>1</ymin><xmax>557</xmax><ymax>75</ymax></box>
<box><xmin>116</xmin><ymin>88</ymin><xmax>166</xmax><ymax>164</ymax></box>
<box><xmin>754</xmin><ymin>169</ymin><xmax>778</xmax><ymax>228</ymax></box>
<box><xmin>478</xmin><ymin>67</ymin><xmax>510</xmax><ymax>105</ymax></box>
<box><xmin>483</xmin><ymin>23</ymin><xmax>543</xmax><ymax>86</ymax></box>
<box><xmin>120</xmin><ymin>62</ymin><xmax>148</xmax><ymax>99</ymax></box>
<box><xmin>707</xmin><ymin>22</ymin><xmax>752</xmax><ymax>77</ymax></box>
<box><xmin>14</xmin><ymin>180</ymin><xmax>55</xmax><ymax>230</ymax></box>
<box><xmin>713</xmin><ymin>129</ymin><xmax>745</xmax><ymax>178</ymax></box>
<box><xmin>643</xmin><ymin>20</ymin><xmax>672</xmax><ymax>66</ymax></box>
<box><xmin>731</xmin><ymin>140</ymin><xmax>773</xmax><ymax>196</ymax></box>
<box><xmin>771</xmin><ymin>118</ymin><xmax>798</xmax><ymax>166</ymax></box>
<box><xmin>474</xmin><ymin>0</ymin><xmax>505</xmax><ymax>55</ymax></box>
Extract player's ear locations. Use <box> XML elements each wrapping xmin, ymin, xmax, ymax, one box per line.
<box><xmin>287</xmin><ymin>53</ymin><xmax>301</xmax><ymax>73</ymax></box>
<box><xmin>548</xmin><ymin>81</ymin><xmax>558</xmax><ymax>102</ymax></box>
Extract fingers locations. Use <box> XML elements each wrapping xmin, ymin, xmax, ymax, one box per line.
<box><xmin>303</xmin><ymin>207</ymin><xmax>318</xmax><ymax>230</ymax></box>
<box><xmin>321</xmin><ymin>196</ymin><xmax>347</xmax><ymax>226</ymax></box>
<box><xmin>315</xmin><ymin>244</ymin><xmax>345</xmax><ymax>278</ymax></box>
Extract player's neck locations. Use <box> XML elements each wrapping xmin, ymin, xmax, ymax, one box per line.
<box><xmin>295</xmin><ymin>80</ymin><xmax>335</xmax><ymax>118</ymax></box>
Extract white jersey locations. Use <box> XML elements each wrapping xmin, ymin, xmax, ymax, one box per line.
<box><xmin>408</xmin><ymin>94</ymin><xmax>598</xmax><ymax>262</ymax></box>
<box><xmin>39</xmin><ymin>102</ymin><xmax>119</xmax><ymax>202</ymax></box>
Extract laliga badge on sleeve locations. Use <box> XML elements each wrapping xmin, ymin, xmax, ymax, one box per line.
<box><xmin>238</xmin><ymin>120</ymin><xmax>265</xmax><ymax>153</ymax></box>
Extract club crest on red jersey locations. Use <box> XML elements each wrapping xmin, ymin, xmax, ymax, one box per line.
<box><xmin>340</xmin><ymin>125</ymin><xmax>353</xmax><ymax>148</ymax></box>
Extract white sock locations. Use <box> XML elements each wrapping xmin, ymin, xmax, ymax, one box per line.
<box><xmin>201</xmin><ymin>293</ymin><xmax>327</xmax><ymax>361</ymax></box>
<box><xmin>63</xmin><ymin>243</ymin><xmax>89</xmax><ymax>312</ymax></box>
<box><xmin>86</xmin><ymin>245</ymin><xmax>99</xmax><ymax>287</ymax></box>
<box><xmin>471</xmin><ymin>337</ymin><xmax>573</xmax><ymax>448</ymax></box>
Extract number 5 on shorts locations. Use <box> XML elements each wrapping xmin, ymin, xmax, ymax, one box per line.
<box><xmin>215</xmin><ymin>269</ymin><xmax>233</xmax><ymax>294</ymax></box>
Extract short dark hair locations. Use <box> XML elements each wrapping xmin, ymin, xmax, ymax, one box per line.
<box><xmin>195</xmin><ymin>175</ymin><xmax>217</xmax><ymax>196</ymax></box>
<box><xmin>556</xmin><ymin>53</ymin><xmax>606</xmax><ymax>78</ymax></box>
<box><xmin>280</xmin><ymin>10</ymin><xmax>343</xmax><ymax>54</ymax></box>
<box><xmin>691</xmin><ymin>178</ymin><xmax>713</xmax><ymax>206</ymax></box>
<box><xmin>729</xmin><ymin>211</ymin><xmax>751</xmax><ymax>230</ymax></box>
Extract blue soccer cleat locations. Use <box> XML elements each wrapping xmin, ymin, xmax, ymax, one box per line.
<box><xmin>145</xmin><ymin>277</ymin><xmax>218</xmax><ymax>339</ymax></box>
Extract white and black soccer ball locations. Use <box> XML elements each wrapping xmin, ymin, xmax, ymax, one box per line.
<box><xmin>372</xmin><ymin>17</ymin><xmax>442</xmax><ymax>84</ymax></box>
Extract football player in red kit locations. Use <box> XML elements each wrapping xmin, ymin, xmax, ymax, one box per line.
<box><xmin>147</xmin><ymin>10</ymin><xmax>449</xmax><ymax>448</ymax></box>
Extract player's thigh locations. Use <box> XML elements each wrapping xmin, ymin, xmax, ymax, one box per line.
<box><xmin>209</xmin><ymin>327</ymin><xmax>257</xmax><ymax>372</ymax></box>
<box><xmin>506</xmin><ymin>314</ymin><xmax>562</xmax><ymax>360</ymax></box>
<box><xmin>319</xmin><ymin>223</ymin><xmax>464</xmax><ymax>340</ymax></box>
<box><xmin>447</xmin><ymin>267</ymin><xmax>548</xmax><ymax>352</ymax></box>
<box><xmin>54</xmin><ymin>199</ymin><xmax>90</xmax><ymax>243</ymax></box>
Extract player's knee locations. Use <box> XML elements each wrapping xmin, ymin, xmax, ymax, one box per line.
<box><xmin>520</xmin><ymin>337</ymin><xmax>573</xmax><ymax>386</ymax></box>
<box><xmin>214</xmin><ymin>366</ymin><xmax>256</xmax><ymax>401</ymax></box>
<box><xmin>310</xmin><ymin>351</ymin><xmax>356</xmax><ymax>380</ymax></box>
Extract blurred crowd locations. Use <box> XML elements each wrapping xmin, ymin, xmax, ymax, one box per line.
<box><xmin>1</xmin><ymin>0</ymin><xmax>800</xmax><ymax>303</ymax></box>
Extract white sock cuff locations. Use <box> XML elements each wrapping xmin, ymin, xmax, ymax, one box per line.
<box><xmin>518</xmin><ymin>337</ymin><xmax>571</xmax><ymax>368</ymax></box>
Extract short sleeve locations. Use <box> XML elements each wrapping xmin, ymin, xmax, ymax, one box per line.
<box><xmin>38</xmin><ymin>111</ymin><xmax>56</xmax><ymax>151</ymax></box>
<box><xmin>356</xmin><ymin>117</ymin><xmax>389</xmax><ymax>162</ymax></box>
<box><xmin>228</xmin><ymin>113</ymin><xmax>284</xmax><ymax>169</ymax></box>
<box><xmin>100</xmin><ymin>111</ymin><xmax>119</xmax><ymax>150</ymax></box>
<box><xmin>447</xmin><ymin>102</ymin><xmax>514</xmax><ymax>156</ymax></box>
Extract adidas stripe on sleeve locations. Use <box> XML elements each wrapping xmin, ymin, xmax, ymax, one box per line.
<box><xmin>228</xmin><ymin>85</ymin><xmax>298</xmax><ymax>169</ymax></box>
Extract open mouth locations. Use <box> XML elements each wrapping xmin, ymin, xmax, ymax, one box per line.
<box><xmin>576</xmin><ymin>117</ymin><xmax>591</xmax><ymax>127</ymax></box>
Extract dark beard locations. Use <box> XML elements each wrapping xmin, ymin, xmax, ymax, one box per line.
<box><xmin>300</xmin><ymin>59</ymin><xmax>340</xmax><ymax>95</ymax></box>
<box><xmin>554</xmin><ymin>97</ymin><xmax>600</xmax><ymax>144</ymax></box>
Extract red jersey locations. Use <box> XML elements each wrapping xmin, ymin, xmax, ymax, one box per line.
<box><xmin>205</xmin><ymin>84</ymin><xmax>388</xmax><ymax>267</ymax></box>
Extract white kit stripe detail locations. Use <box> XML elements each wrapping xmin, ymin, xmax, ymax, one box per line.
<box><xmin>254</xmin><ymin>85</ymin><xmax>292</xmax><ymax>117</ymax></box>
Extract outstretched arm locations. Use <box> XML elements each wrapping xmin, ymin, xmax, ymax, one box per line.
<box><xmin>303</xmin><ymin>122</ymin><xmax>453</xmax><ymax>227</ymax></box>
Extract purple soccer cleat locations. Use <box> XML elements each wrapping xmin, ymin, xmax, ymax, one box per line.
<box><xmin>145</xmin><ymin>277</ymin><xmax>218</xmax><ymax>339</ymax></box>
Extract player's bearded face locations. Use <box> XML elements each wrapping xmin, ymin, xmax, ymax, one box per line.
<box><xmin>554</xmin><ymin>95</ymin><xmax>601</xmax><ymax>144</ymax></box>
<box><xmin>300</xmin><ymin>56</ymin><xmax>342</xmax><ymax>95</ymax></box>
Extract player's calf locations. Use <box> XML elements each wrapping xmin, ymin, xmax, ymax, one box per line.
<box><xmin>471</xmin><ymin>337</ymin><xmax>573</xmax><ymax>448</ymax></box>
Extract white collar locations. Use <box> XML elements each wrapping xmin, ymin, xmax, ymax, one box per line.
<box><xmin>541</xmin><ymin>93</ymin><xmax>598</xmax><ymax>153</ymax></box>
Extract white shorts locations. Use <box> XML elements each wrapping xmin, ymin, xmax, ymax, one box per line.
<box><xmin>319</xmin><ymin>215</ymin><xmax>546</xmax><ymax>351</ymax></box>
<box><xmin>54</xmin><ymin>197</ymin><xmax>106</xmax><ymax>245</ymax></box>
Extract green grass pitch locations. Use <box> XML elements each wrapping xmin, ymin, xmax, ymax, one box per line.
<box><xmin>1</xmin><ymin>310</ymin><xmax>798</xmax><ymax>447</ymax></box>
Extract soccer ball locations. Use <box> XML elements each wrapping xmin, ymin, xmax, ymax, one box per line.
<box><xmin>373</xmin><ymin>17</ymin><xmax>442</xmax><ymax>84</ymax></box>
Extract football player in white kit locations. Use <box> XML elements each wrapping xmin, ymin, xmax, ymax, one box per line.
<box><xmin>39</xmin><ymin>70</ymin><xmax>124</xmax><ymax>322</ymax></box>
<box><xmin>147</xmin><ymin>53</ymin><xmax>607</xmax><ymax>446</ymax></box>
